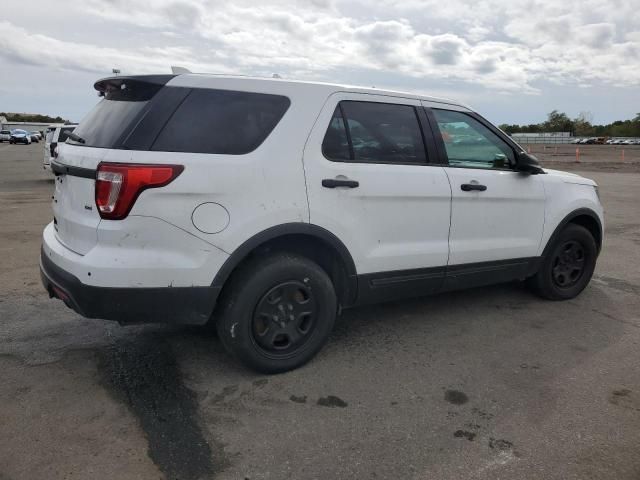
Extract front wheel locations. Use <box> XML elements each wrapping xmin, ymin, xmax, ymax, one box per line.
<box><xmin>216</xmin><ymin>253</ymin><xmax>337</xmax><ymax>374</ymax></box>
<box><xmin>530</xmin><ymin>224</ymin><xmax>598</xmax><ymax>300</ymax></box>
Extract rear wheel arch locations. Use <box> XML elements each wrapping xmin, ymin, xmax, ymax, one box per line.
<box><xmin>212</xmin><ymin>223</ymin><xmax>358</xmax><ymax>307</ymax></box>
<box><xmin>542</xmin><ymin>208</ymin><xmax>602</xmax><ymax>258</ymax></box>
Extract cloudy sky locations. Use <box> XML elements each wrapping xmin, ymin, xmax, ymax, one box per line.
<box><xmin>1</xmin><ymin>0</ymin><xmax>638</xmax><ymax>125</ymax></box>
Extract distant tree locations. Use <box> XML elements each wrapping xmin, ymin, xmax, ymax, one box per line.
<box><xmin>577</xmin><ymin>111</ymin><xmax>593</xmax><ymax>124</ymax></box>
<box><xmin>573</xmin><ymin>111</ymin><xmax>595</xmax><ymax>136</ymax></box>
<box><xmin>501</xmin><ymin>112</ymin><xmax>640</xmax><ymax>137</ymax></box>
<box><xmin>544</xmin><ymin>110</ymin><xmax>574</xmax><ymax>132</ymax></box>
<box><xmin>0</xmin><ymin>112</ymin><xmax>70</xmax><ymax>123</ymax></box>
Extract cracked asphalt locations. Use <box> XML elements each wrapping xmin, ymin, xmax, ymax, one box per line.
<box><xmin>1</xmin><ymin>142</ymin><xmax>639</xmax><ymax>480</ymax></box>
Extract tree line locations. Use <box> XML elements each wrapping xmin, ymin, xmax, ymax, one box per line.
<box><xmin>499</xmin><ymin>111</ymin><xmax>640</xmax><ymax>138</ymax></box>
<box><xmin>1</xmin><ymin>112</ymin><xmax>70</xmax><ymax>124</ymax></box>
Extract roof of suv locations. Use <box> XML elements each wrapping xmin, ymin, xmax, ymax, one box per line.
<box><xmin>165</xmin><ymin>73</ymin><xmax>468</xmax><ymax>109</ymax></box>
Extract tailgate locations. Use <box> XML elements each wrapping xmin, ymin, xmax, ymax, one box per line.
<box><xmin>51</xmin><ymin>145</ymin><xmax>106</xmax><ymax>255</ymax></box>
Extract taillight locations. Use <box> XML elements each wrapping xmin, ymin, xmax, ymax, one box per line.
<box><xmin>95</xmin><ymin>163</ymin><xmax>184</xmax><ymax>220</ymax></box>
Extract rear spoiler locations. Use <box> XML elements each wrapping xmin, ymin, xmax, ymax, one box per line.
<box><xmin>93</xmin><ymin>75</ymin><xmax>176</xmax><ymax>94</ymax></box>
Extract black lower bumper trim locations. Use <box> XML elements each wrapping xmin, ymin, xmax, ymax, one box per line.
<box><xmin>40</xmin><ymin>248</ymin><xmax>220</xmax><ymax>325</ymax></box>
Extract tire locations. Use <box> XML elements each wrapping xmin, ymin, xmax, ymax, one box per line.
<box><xmin>530</xmin><ymin>224</ymin><xmax>598</xmax><ymax>300</ymax></box>
<box><xmin>216</xmin><ymin>253</ymin><xmax>337</xmax><ymax>374</ymax></box>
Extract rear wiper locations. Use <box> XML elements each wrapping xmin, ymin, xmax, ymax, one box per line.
<box><xmin>66</xmin><ymin>132</ymin><xmax>86</xmax><ymax>144</ymax></box>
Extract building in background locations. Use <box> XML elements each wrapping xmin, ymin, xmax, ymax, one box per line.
<box><xmin>511</xmin><ymin>132</ymin><xmax>572</xmax><ymax>144</ymax></box>
<box><xmin>2</xmin><ymin>121</ymin><xmax>63</xmax><ymax>133</ymax></box>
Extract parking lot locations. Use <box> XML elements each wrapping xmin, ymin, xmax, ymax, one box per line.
<box><xmin>1</xmin><ymin>142</ymin><xmax>639</xmax><ymax>479</ymax></box>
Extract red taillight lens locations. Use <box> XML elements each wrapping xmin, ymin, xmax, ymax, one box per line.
<box><xmin>95</xmin><ymin>163</ymin><xmax>184</xmax><ymax>220</ymax></box>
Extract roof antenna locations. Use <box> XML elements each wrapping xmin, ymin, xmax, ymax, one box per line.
<box><xmin>171</xmin><ymin>66</ymin><xmax>192</xmax><ymax>74</ymax></box>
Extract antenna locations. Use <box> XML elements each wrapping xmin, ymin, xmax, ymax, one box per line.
<box><xmin>171</xmin><ymin>66</ymin><xmax>192</xmax><ymax>74</ymax></box>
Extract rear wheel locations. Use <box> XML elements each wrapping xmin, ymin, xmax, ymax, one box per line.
<box><xmin>216</xmin><ymin>253</ymin><xmax>337</xmax><ymax>374</ymax></box>
<box><xmin>530</xmin><ymin>224</ymin><xmax>597</xmax><ymax>300</ymax></box>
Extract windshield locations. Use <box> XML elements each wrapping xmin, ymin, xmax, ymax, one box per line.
<box><xmin>11</xmin><ymin>129</ymin><xmax>27</xmax><ymax>135</ymax></box>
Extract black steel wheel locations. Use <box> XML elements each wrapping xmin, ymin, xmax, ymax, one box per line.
<box><xmin>551</xmin><ymin>240</ymin><xmax>586</xmax><ymax>289</ymax></box>
<box><xmin>530</xmin><ymin>223</ymin><xmax>598</xmax><ymax>300</ymax></box>
<box><xmin>216</xmin><ymin>253</ymin><xmax>337</xmax><ymax>373</ymax></box>
<box><xmin>252</xmin><ymin>281</ymin><xmax>317</xmax><ymax>355</ymax></box>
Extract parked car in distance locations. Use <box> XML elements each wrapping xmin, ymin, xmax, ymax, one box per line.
<box><xmin>0</xmin><ymin>130</ymin><xmax>11</xmax><ymax>142</ymax></box>
<box><xmin>28</xmin><ymin>131</ymin><xmax>40</xmax><ymax>143</ymax></box>
<box><xmin>9</xmin><ymin>129</ymin><xmax>32</xmax><ymax>144</ymax></box>
<box><xmin>40</xmin><ymin>74</ymin><xmax>604</xmax><ymax>373</ymax></box>
<box><xmin>43</xmin><ymin>124</ymin><xmax>77</xmax><ymax>171</ymax></box>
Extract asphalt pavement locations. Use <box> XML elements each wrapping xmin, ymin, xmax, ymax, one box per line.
<box><xmin>1</xmin><ymin>142</ymin><xmax>639</xmax><ymax>480</ymax></box>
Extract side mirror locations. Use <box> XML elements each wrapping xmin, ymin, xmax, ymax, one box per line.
<box><xmin>515</xmin><ymin>151</ymin><xmax>544</xmax><ymax>175</ymax></box>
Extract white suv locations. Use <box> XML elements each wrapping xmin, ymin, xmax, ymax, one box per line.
<box><xmin>43</xmin><ymin>124</ymin><xmax>77</xmax><ymax>171</ymax></box>
<box><xmin>41</xmin><ymin>74</ymin><xmax>604</xmax><ymax>373</ymax></box>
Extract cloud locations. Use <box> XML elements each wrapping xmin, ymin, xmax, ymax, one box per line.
<box><xmin>0</xmin><ymin>0</ymin><xmax>638</xmax><ymax>103</ymax></box>
<box><xmin>424</xmin><ymin>34</ymin><xmax>466</xmax><ymax>65</ymax></box>
<box><xmin>0</xmin><ymin>21</ymin><xmax>231</xmax><ymax>75</ymax></box>
<box><xmin>577</xmin><ymin>23</ymin><xmax>616</xmax><ymax>49</ymax></box>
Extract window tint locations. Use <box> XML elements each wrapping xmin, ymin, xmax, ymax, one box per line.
<box><xmin>58</xmin><ymin>127</ymin><xmax>75</xmax><ymax>143</ymax></box>
<box><xmin>322</xmin><ymin>101</ymin><xmax>427</xmax><ymax>164</ymax></box>
<box><xmin>71</xmin><ymin>80</ymin><xmax>160</xmax><ymax>148</ymax></box>
<box><xmin>152</xmin><ymin>89</ymin><xmax>290</xmax><ymax>154</ymax></box>
<box><xmin>321</xmin><ymin>107</ymin><xmax>350</xmax><ymax>161</ymax></box>
<box><xmin>432</xmin><ymin>109</ymin><xmax>514</xmax><ymax>169</ymax></box>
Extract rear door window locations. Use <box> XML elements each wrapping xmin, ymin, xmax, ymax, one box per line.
<box><xmin>151</xmin><ymin>89</ymin><xmax>290</xmax><ymax>155</ymax></box>
<box><xmin>322</xmin><ymin>101</ymin><xmax>427</xmax><ymax>164</ymax></box>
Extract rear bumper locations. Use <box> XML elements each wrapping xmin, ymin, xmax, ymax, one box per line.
<box><xmin>40</xmin><ymin>248</ymin><xmax>221</xmax><ymax>325</ymax></box>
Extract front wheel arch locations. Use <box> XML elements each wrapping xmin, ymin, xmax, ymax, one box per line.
<box><xmin>541</xmin><ymin>208</ymin><xmax>602</xmax><ymax>259</ymax></box>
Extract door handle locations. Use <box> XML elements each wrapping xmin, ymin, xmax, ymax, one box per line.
<box><xmin>322</xmin><ymin>178</ymin><xmax>359</xmax><ymax>188</ymax></box>
<box><xmin>461</xmin><ymin>183</ymin><xmax>487</xmax><ymax>192</ymax></box>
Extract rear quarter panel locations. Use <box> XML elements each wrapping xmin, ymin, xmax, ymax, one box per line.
<box><xmin>111</xmin><ymin>81</ymin><xmax>332</xmax><ymax>256</ymax></box>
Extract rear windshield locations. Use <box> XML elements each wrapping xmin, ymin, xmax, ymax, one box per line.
<box><xmin>70</xmin><ymin>80</ymin><xmax>161</xmax><ymax>148</ymax></box>
<box><xmin>69</xmin><ymin>81</ymin><xmax>290</xmax><ymax>154</ymax></box>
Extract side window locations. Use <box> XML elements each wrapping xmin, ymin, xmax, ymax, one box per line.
<box><xmin>322</xmin><ymin>101</ymin><xmax>427</xmax><ymax>164</ymax></box>
<box><xmin>432</xmin><ymin>109</ymin><xmax>514</xmax><ymax>169</ymax></box>
<box><xmin>58</xmin><ymin>128</ymin><xmax>74</xmax><ymax>143</ymax></box>
<box><xmin>152</xmin><ymin>89</ymin><xmax>290</xmax><ymax>154</ymax></box>
<box><xmin>321</xmin><ymin>106</ymin><xmax>350</xmax><ymax>161</ymax></box>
